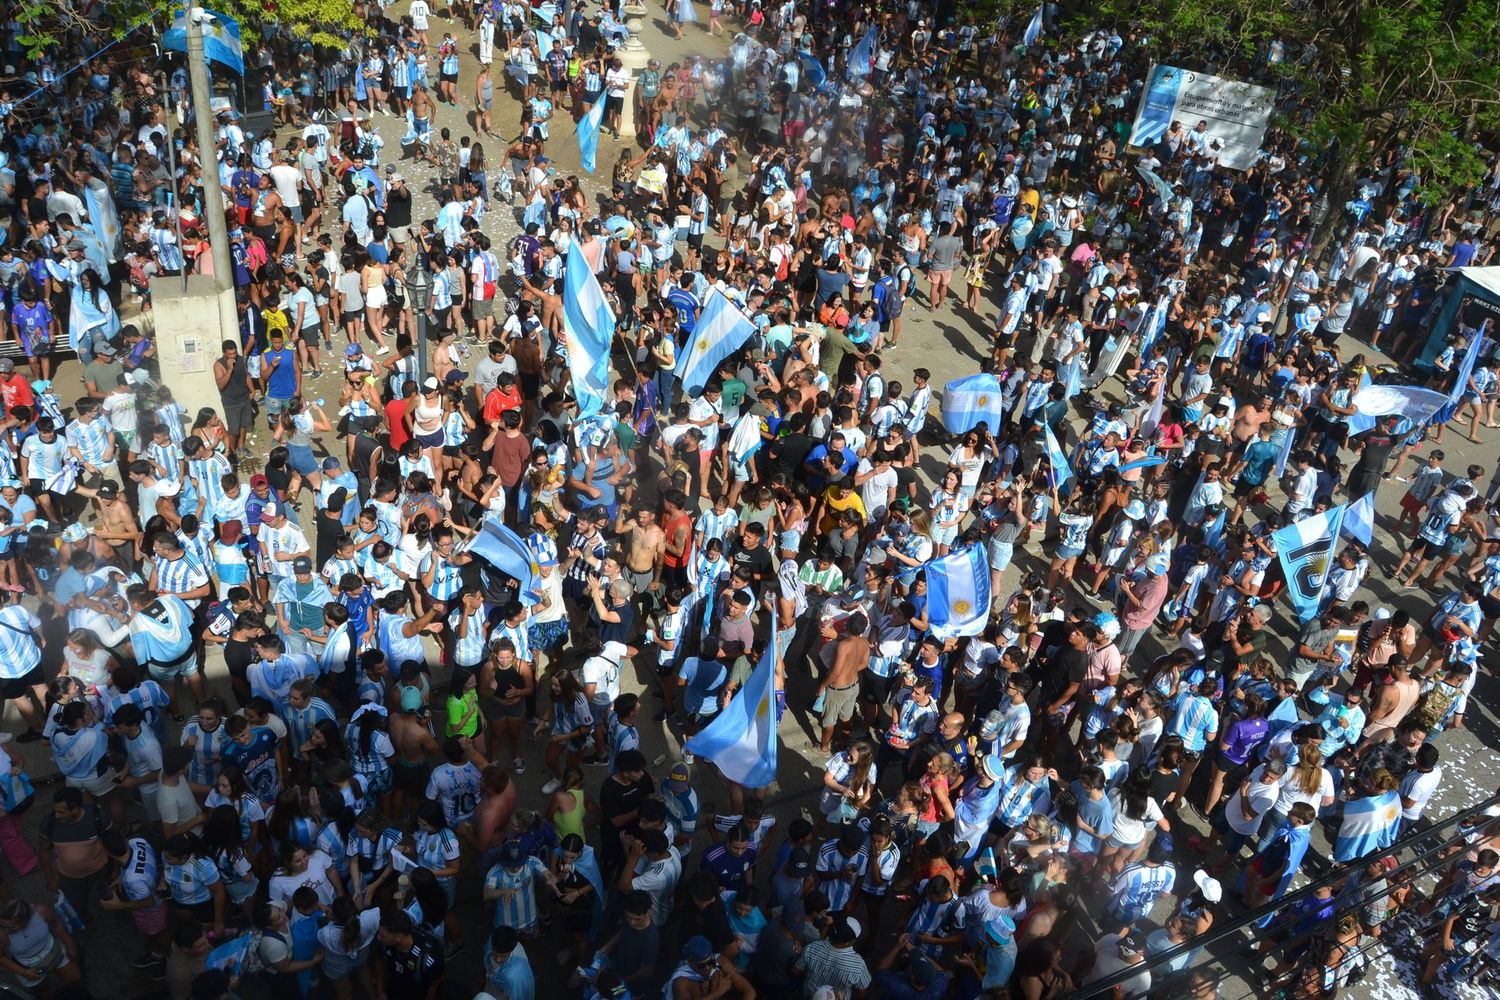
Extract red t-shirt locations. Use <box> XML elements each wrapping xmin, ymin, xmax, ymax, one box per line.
<box><xmin>385</xmin><ymin>398</ymin><xmax>411</xmax><ymax>451</ymax></box>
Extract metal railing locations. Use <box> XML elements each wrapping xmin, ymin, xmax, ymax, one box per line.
<box><xmin>1066</xmin><ymin>790</ymin><xmax>1500</xmax><ymax>999</ymax></box>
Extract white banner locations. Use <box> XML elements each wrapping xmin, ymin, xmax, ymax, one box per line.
<box><xmin>1128</xmin><ymin>65</ymin><xmax>1275</xmax><ymax>171</ymax></box>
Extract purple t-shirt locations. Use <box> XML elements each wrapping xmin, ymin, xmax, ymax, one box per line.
<box><xmin>1219</xmin><ymin>717</ymin><xmax>1269</xmax><ymax>765</ymax></box>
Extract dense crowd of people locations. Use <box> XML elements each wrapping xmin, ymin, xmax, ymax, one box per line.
<box><xmin>2</xmin><ymin>1</ymin><xmax>1500</xmax><ymax>999</ymax></box>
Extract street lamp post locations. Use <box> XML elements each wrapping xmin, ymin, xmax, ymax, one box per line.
<box><xmin>408</xmin><ymin>262</ymin><xmax>433</xmax><ymax>382</ymax></box>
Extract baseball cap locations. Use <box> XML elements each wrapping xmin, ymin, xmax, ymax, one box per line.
<box><xmin>978</xmin><ymin>754</ymin><xmax>1004</xmax><ymax>781</ymax></box>
<box><xmin>96</xmin><ymin>482</ymin><xmax>119</xmax><ymax>499</ymax></box>
<box><xmin>345</xmin><ymin>343</ymin><xmax>364</xmax><ymax>357</ymax></box>
<box><xmin>94</xmin><ymin>341</ymin><xmax>116</xmax><ymax>356</ymax></box>
<box><xmin>684</xmin><ymin>936</ymin><xmax>714</xmax><ymax>962</ymax></box>
<box><xmin>156</xmin><ymin>479</ymin><xmax>181</xmax><ymax>498</ymax></box>
<box><xmin>668</xmin><ymin>762</ymin><xmax>691</xmax><ymax>782</ymax></box>
<box><xmin>422</xmin><ymin>376</ymin><xmax>440</xmax><ymax>392</ymax></box>
<box><xmin>219</xmin><ymin>520</ymin><xmax>243</xmax><ymax>543</ymax></box>
<box><xmin>909</xmin><ymin>956</ymin><xmax>936</xmax><ymax>987</ymax></box>
<box><xmin>0</xmin><ymin>358</ymin><xmax>13</xmax><ymax>373</ymax></box>
<box><xmin>499</xmin><ymin>839</ymin><xmax>526</xmax><ymax>867</ymax></box>
<box><xmin>786</xmin><ymin>848</ymin><xmax>813</xmax><ymax>875</ymax></box>
<box><xmin>444</xmin><ymin>369</ymin><xmax>467</xmax><ymax>384</ymax></box>
<box><xmin>293</xmin><ymin>556</ymin><xmax>313</xmax><ymax>574</ymax></box>
<box><xmin>1193</xmin><ymin>869</ymin><xmax>1223</xmax><ymax>902</ymax></box>
<box><xmin>1146</xmin><ymin>553</ymin><xmax>1170</xmax><ymax>575</ymax></box>
<box><xmin>259</xmin><ymin>505</ymin><xmax>283</xmax><ymax>523</ymax></box>
<box><xmin>1117</xmin><ymin>935</ymin><xmax>1142</xmax><ymax>957</ymax></box>
<box><xmin>250</xmin><ymin>474</ymin><xmax>270</xmax><ymax>489</ymax></box>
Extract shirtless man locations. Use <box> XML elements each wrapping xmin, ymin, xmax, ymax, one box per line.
<box><xmin>617</xmin><ymin>505</ymin><xmax>666</xmax><ymax>598</ymax></box>
<box><xmin>814</xmin><ymin>612</ymin><xmax>870</xmax><ymax>753</ymax></box>
<box><xmin>467</xmin><ymin>763</ymin><xmax>517</xmax><ymax>864</ymax></box>
<box><xmin>90</xmin><ymin>481</ymin><xmax>141</xmax><ymax>566</ymax></box>
<box><xmin>409</xmin><ymin>85</ymin><xmax>435</xmax><ymax>162</ymax></box>
<box><xmin>389</xmin><ymin>699</ymin><xmax>439</xmax><ymax>820</ymax></box>
<box><xmin>1230</xmin><ymin>392</ymin><xmax>1274</xmax><ymax>448</ymax></box>
<box><xmin>510</xmin><ymin>328</ymin><xmax>542</xmax><ymax>428</ymax></box>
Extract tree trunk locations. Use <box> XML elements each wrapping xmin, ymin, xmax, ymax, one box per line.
<box><xmin>1309</xmin><ymin>147</ymin><xmax>1363</xmax><ymax>265</ymax></box>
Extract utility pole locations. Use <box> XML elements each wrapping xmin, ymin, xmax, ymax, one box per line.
<box><xmin>185</xmin><ymin>0</ymin><xmax>238</xmax><ymax>340</ymax></box>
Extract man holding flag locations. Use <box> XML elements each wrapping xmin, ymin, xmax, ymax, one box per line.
<box><xmin>562</xmin><ymin>237</ymin><xmax>615</xmax><ymax>416</ymax></box>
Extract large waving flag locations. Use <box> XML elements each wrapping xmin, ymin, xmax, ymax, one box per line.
<box><xmin>1273</xmin><ymin>504</ymin><xmax>1346</xmax><ymax>623</ymax></box>
<box><xmin>926</xmin><ymin>545</ymin><xmax>992</xmax><ymax>639</ymax></box>
<box><xmin>1043</xmin><ymin>420</ymin><xmax>1074</xmax><ymax>491</ymax></box>
<box><xmin>562</xmin><ymin>237</ymin><xmax>614</xmax><ymax>417</ymax></box>
<box><xmin>1342</xmin><ymin>490</ymin><xmax>1375</xmax><ymax>546</ymax></box>
<box><xmin>163</xmin><ymin>9</ymin><xmax>245</xmax><ymax>75</ymax></box>
<box><xmin>578</xmin><ymin>92</ymin><xmax>605</xmax><ymax>174</ymax></box>
<box><xmin>1333</xmin><ymin>790</ymin><xmax>1402</xmax><ymax>862</ymax></box>
<box><xmin>848</xmin><ymin>26</ymin><xmax>877</xmax><ymax>78</ymax></box>
<box><xmin>798</xmin><ymin>51</ymin><xmax>829</xmax><ymax>92</ymax></box>
<box><xmin>727</xmin><ymin>412</ymin><xmax>761</xmax><ymax>465</ymax></box>
<box><xmin>940</xmin><ymin>373</ymin><xmax>1005</xmax><ymax>434</ymax></box>
<box><xmin>459</xmin><ymin>519</ymin><xmax>542</xmax><ymax>605</ymax></box>
<box><xmin>1345</xmin><ymin>372</ymin><xmax>1377</xmax><ymax>434</ymax></box>
<box><xmin>1436</xmin><ymin>329</ymin><xmax>1487</xmax><ymax>424</ymax></box>
<box><xmin>1022</xmin><ymin>6</ymin><xmax>1044</xmax><ymax>46</ymax></box>
<box><xmin>676</xmin><ymin>288</ymin><xmax>756</xmax><ymax>395</ymax></box>
<box><xmin>686</xmin><ymin>628</ymin><xmax>778</xmax><ymax>788</ymax></box>
<box><xmin>1351</xmin><ymin>383</ymin><xmax>1451</xmax><ymax>428</ymax></box>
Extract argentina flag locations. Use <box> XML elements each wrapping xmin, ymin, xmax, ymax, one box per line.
<box><xmin>1435</xmin><ymin>329</ymin><xmax>1487</xmax><ymax>424</ymax></box>
<box><xmin>848</xmin><ymin>26</ymin><xmax>877</xmax><ymax>78</ymax></box>
<box><xmin>1022</xmin><ymin>6</ymin><xmax>1044</xmax><ymax>46</ymax></box>
<box><xmin>1333</xmin><ymin>789</ymin><xmax>1402</xmax><ymax>862</ymax></box>
<box><xmin>1043</xmin><ymin>420</ymin><xmax>1074</xmax><ymax>490</ymax></box>
<box><xmin>578</xmin><ymin>92</ymin><xmax>605</xmax><ymax>174</ymax></box>
<box><xmin>461</xmin><ymin>517</ymin><xmax>543</xmax><ymax>605</ymax></box>
<box><xmin>163</xmin><ymin>9</ymin><xmax>246</xmax><ymax>76</ymax></box>
<box><xmin>1351</xmin><ymin>383</ymin><xmax>1450</xmax><ymax>428</ymax></box>
<box><xmin>562</xmin><ymin>237</ymin><xmax>615</xmax><ymax>417</ymax></box>
<box><xmin>940</xmin><ymin>373</ymin><xmax>1005</xmax><ymax>435</ymax></box>
<box><xmin>926</xmin><ymin>545</ymin><xmax>991</xmax><ymax>639</ymax></box>
<box><xmin>1341</xmin><ymin>490</ymin><xmax>1374</xmax><ymax>546</ymax></box>
<box><xmin>676</xmin><ymin>288</ymin><xmax>756</xmax><ymax>396</ymax></box>
<box><xmin>686</xmin><ymin>628</ymin><xmax>779</xmax><ymax>788</ymax></box>
<box><xmin>1273</xmin><ymin>504</ymin><xmax>1346</xmax><ymax>623</ymax></box>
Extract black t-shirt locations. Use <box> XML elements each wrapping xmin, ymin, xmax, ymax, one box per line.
<box><xmin>1352</xmin><ymin>429</ymin><xmax>1398</xmax><ymax>474</ymax></box>
<box><xmin>683</xmin><ymin>898</ymin><xmax>736</xmax><ymax>954</ymax></box>
<box><xmin>385</xmin><ymin>187</ymin><xmax>413</xmax><ymax>229</ymax></box>
<box><xmin>379</xmin><ymin>932</ymin><xmax>444</xmax><ymax>1000</ymax></box>
<box><xmin>599</xmin><ymin>774</ymin><xmax>655</xmax><ymax>830</ymax></box>
<box><xmin>770</xmin><ymin>432</ymin><xmax>815</xmax><ymax>474</ymax></box>
<box><xmin>1038</xmin><ymin>646</ymin><xmax>1086</xmax><ymax>707</ymax></box>
<box><xmin>614</xmin><ymin>921</ymin><xmax>660</xmax><ymax>983</ymax></box>
<box><xmin>731</xmin><ymin>542</ymin><xmax>773</xmax><ymax>585</ymax></box>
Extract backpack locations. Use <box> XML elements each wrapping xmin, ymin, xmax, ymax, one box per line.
<box><xmin>1412</xmin><ymin>683</ymin><xmax>1455</xmax><ymax>731</ymax></box>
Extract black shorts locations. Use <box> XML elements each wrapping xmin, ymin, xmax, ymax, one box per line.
<box><xmin>605</xmin><ymin>94</ymin><xmax>624</xmax><ymax>115</ymax></box>
<box><xmin>223</xmin><ymin>399</ymin><xmax>255</xmax><ymax>436</ymax></box>
<box><xmin>518</xmin><ymin>371</ymin><xmax>541</xmax><ymax>400</ymax></box>
<box><xmin>688</xmin><ymin>711</ymin><xmax>719</xmax><ymax>729</ymax></box>
<box><xmin>394</xmin><ymin>759</ymin><xmax>431</xmax><ymax>796</ymax></box>
<box><xmin>550</xmin><ymin>78</ymin><xmax>569</xmax><ymax>93</ymax></box>
<box><xmin>861</xmin><ymin>671</ymin><xmax>894</xmax><ymax>705</ymax></box>
<box><xmin>687</xmin><ymin>232</ymin><xmax>704</xmax><ymax>251</ymax></box>
<box><xmin>0</xmin><ymin>666</ymin><xmax>44</xmax><ymax>700</ymax></box>
<box><xmin>1233</xmin><ymin>477</ymin><xmax>1264</xmax><ymax>499</ymax></box>
<box><xmin>441</xmin><ymin>72</ymin><xmax>459</xmax><ymax>84</ymax></box>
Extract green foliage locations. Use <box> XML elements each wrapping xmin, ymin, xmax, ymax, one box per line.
<box><xmin>12</xmin><ymin>0</ymin><xmax>361</xmax><ymax>61</ymax></box>
<box><xmin>1077</xmin><ymin>0</ymin><xmax>1500</xmax><ymax>210</ymax></box>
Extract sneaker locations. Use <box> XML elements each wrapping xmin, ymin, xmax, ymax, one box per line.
<box><xmin>132</xmin><ymin>953</ymin><xmax>166</xmax><ymax>970</ymax></box>
<box><xmin>682</xmin><ymin>751</ymin><xmax>695</xmax><ymax>765</ymax></box>
<box><xmin>15</xmin><ymin>729</ymin><xmax>44</xmax><ymax>743</ymax></box>
<box><xmin>585</xmin><ymin>755</ymin><xmax>610</xmax><ymax>767</ymax></box>
<box><xmin>541</xmin><ymin>778</ymin><xmax>561</xmax><ymax>795</ymax></box>
<box><xmin>376</xmin><ymin>345</ymin><xmax>391</xmax><ymax>355</ymax></box>
<box><xmin>513</xmin><ymin>756</ymin><xmax>526</xmax><ymax>775</ymax></box>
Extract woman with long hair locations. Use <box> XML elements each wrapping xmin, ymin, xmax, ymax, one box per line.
<box><xmin>266</xmin><ymin>786</ymin><xmax>320</xmax><ymax>856</ymax></box>
<box><xmin>1013</xmin><ymin>937</ymin><xmax>1074</xmax><ymax>1000</ymax></box>
<box><xmin>543</xmin><ymin>672</ymin><xmax>593</xmax><ymax>792</ymax></box>
<box><xmin>68</xmin><ymin>267</ymin><xmax>120</xmax><ymax>381</ymax></box>
<box><xmin>316</xmin><ymin>895</ymin><xmax>380</xmax><ymax>1000</ymax></box>
<box><xmin>345</xmin><ymin>705</ymin><xmax>396</xmax><ymax>815</ymax></box>
<box><xmin>203</xmin><ymin>804</ymin><xmax>261</xmax><ymax>906</ymax></box>
<box><xmin>273</xmin><ymin>396</ymin><xmax>333</xmax><ymax>496</ymax></box>
<box><xmin>1100</xmin><ymin>767</ymin><xmax>1171</xmax><ymax>877</ymax></box>
<box><xmin>818</xmin><ymin>739</ymin><xmax>876</xmax><ymax>831</ymax></box>
<box><xmin>1258</xmin><ymin>729</ymin><xmax>1334</xmax><ymax>850</ymax></box>
<box><xmin>918</xmin><ymin>751</ymin><xmax>962</xmax><ymax>835</ymax></box>
<box><xmin>1202</xmin><ymin>692</ymin><xmax>1270</xmax><ymax>816</ymax></box>
<box><xmin>269</xmin><ymin>842</ymin><xmax>343</xmax><ymax>908</ymax></box>
<box><xmin>204</xmin><ymin>765</ymin><xmax>266</xmax><ymax>865</ymax></box>
<box><xmin>413</xmin><ymin>802</ymin><xmax>464</xmax><ymax>948</ymax></box>
<box><xmin>162</xmin><ymin>833</ymin><xmax>228</xmax><ymax>937</ymax></box>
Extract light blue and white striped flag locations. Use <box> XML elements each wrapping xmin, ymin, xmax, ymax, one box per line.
<box><xmin>1022</xmin><ymin>6</ymin><xmax>1044</xmax><ymax>46</ymax></box>
<box><xmin>685</xmin><ymin>628</ymin><xmax>778</xmax><ymax>788</ymax></box>
<box><xmin>926</xmin><ymin>545</ymin><xmax>991</xmax><ymax>640</ymax></box>
<box><xmin>940</xmin><ymin>373</ymin><xmax>1005</xmax><ymax>435</ymax></box>
<box><xmin>1333</xmin><ymin>790</ymin><xmax>1401</xmax><ymax>862</ymax></box>
<box><xmin>562</xmin><ymin>237</ymin><xmax>615</xmax><ymax>417</ymax></box>
<box><xmin>578</xmin><ymin>92</ymin><xmax>605</xmax><ymax>174</ymax></box>
<box><xmin>676</xmin><ymin>288</ymin><xmax>756</xmax><ymax>395</ymax></box>
<box><xmin>1043</xmin><ymin>420</ymin><xmax>1074</xmax><ymax>490</ymax></box>
<box><xmin>1351</xmin><ymin>383</ymin><xmax>1451</xmax><ymax>428</ymax></box>
<box><xmin>1342</xmin><ymin>490</ymin><xmax>1375</xmax><ymax>546</ymax></box>
<box><xmin>461</xmin><ymin>518</ymin><xmax>543</xmax><ymax>605</ymax></box>
<box><xmin>848</xmin><ymin>26</ymin><xmax>877</xmax><ymax>78</ymax></box>
<box><xmin>1273</xmin><ymin>504</ymin><xmax>1346</xmax><ymax>623</ymax></box>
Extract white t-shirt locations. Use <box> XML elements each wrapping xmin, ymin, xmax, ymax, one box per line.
<box><xmin>1106</xmin><ymin>791</ymin><xmax>1164</xmax><ymax>846</ymax></box>
<box><xmin>1087</xmin><ymin>935</ymin><xmax>1152</xmax><ymax>998</ymax></box>
<box><xmin>1224</xmin><ymin>767</ymin><xmax>1281</xmax><ymax>836</ymax></box>
<box><xmin>268</xmin><ymin>163</ymin><xmax>302</xmax><ymax>209</ymax></box>
<box><xmin>606</xmin><ymin>68</ymin><xmax>631</xmax><ymax>99</ymax></box>
<box><xmin>1273</xmin><ymin>766</ymin><xmax>1334</xmax><ymax>815</ymax></box>
<box><xmin>156</xmin><ymin>778</ymin><xmax>201</xmax><ymax>827</ymax></box>
<box><xmin>409</xmin><ymin>0</ymin><xmax>431</xmax><ymax>27</ymax></box>
<box><xmin>582</xmin><ymin>641</ymin><xmax>626</xmax><ymax>706</ymax></box>
<box><xmin>1400</xmin><ymin>766</ymin><xmax>1442</xmax><ymax>820</ymax></box>
<box><xmin>269</xmin><ymin>850</ymin><xmax>339</xmax><ymax>906</ymax></box>
<box><xmin>855</xmin><ymin>460</ymin><xmax>898</xmax><ymax>521</ymax></box>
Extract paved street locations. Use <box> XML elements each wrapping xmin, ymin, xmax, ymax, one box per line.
<box><xmin>0</xmin><ymin>5</ymin><xmax>1497</xmax><ymax>999</ymax></box>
